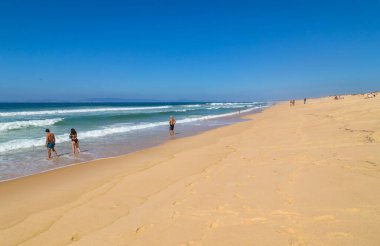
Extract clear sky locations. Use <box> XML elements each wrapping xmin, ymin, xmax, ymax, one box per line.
<box><xmin>0</xmin><ymin>0</ymin><xmax>379</xmax><ymax>102</ymax></box>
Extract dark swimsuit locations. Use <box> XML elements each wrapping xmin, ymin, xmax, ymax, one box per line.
<box><xmin>70</xmin><ymin>134</ymin><xmax>78</xmax><ymax>143</ymax></box>
<box><xmin>170</xmin><ymin>124</ymin><xmax>174</xmax><ymax>131</ymax></box>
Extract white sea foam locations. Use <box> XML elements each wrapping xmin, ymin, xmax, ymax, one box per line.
<box><xmin>204</xmin><ymin>102</ymin><xmax>263</xmax><ymax>110</ymax></box>
<box><xmin>207</xmin><ymin>102</ymin><xmax>258</xmax><ymax>106</ymax></box>
<box><xmin>177</xmin><ymin>106</ymin><xmax>264</xmax><ymax>123</ymax></box>
<box><xmin>0</xmin><ymin>105</ymin><xmax>266</xmax><ymax>153</ymax></box>
<box><xmin>0</xmin><ymin>106</ymin><xmax>172</xmax><ymax>117</ymax></box>
<box><xmin>172</xmin><ymin>108</ymin><xmax>197</xmax><ymax>112</ymax></box>
<box><xmin>206</xmin><ymin>105</ymin><xmax>252</xmax><ymax>110</ymax></box>
<box><xmin>0</xmin><ymin>138</ymin><xmax>45</xmax><ymax>153</ymax></box>
<box><xmin>0</xmin><ymin>118</ymin><xmax>64</xmax><ymax>132</ymax></box>
<box><xmin>182</xmin><ymin>104</ymin><xmax>201</xmax><ymax>107</ymax></box>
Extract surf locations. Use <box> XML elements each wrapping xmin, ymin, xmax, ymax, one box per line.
<box><xmin>0</xmin><ymin>118</ymin><xmax>64</xmax><ymax>132</ymax></box>
<box><xmin>0</xmin><ymin>106</ymin><xmax>173</xmax><ymax>117</ymax></box>
<box><xmin>0</xmin><ymin>105</ymin><xmax>266</xmax><ymax>153</ymax></box>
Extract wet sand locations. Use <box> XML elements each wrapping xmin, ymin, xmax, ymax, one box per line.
<box><xmin>1</xmin><ymin>94</ymin><xmax>379</xmax><ymax>245</ymax></box>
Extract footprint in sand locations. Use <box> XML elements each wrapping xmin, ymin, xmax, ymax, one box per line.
<box><xmin>70</xmin><ymin>233</ymin><xmax>81</xmax><ymax>241</ymax></box>
<box><xmin>172</xmin><ymin>200</ymin><xmax>183</xmax><ymax>206</ymax></box>
<box><xmin>286</xmin><ymin>198</ymin><xmax>294</xmax><ymax>206</ymax></box>
<box><xmin>209</xmin><ymin>222</ymin><xmax>219</xmax><ymax>229</ymax></box>
<box><xmin>185</xmin><ymin>183</ymin><xmax>197</xmax><ymax>194</ymax></box>
<box><xmin>135</xmin><ymin>226</ymin><xmax>145</xmax><ymax>233</ymax></box>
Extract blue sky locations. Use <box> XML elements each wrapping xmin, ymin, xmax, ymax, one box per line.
<box><xmin>0</xmin><ymin>0</ymin><xmax>379</xmax><ymax>102</ymax></box>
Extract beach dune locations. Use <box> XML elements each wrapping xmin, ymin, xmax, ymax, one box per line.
<box><xmin>1</xmin><ymin>94</ymin><xmax>380</xmax><ymax>245</ymax></box>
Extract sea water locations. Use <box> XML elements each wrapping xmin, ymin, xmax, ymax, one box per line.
<box><xmin>0</xmin><ymin>102</ymin><xmax>268</xmax><ymax>181</ymax></box>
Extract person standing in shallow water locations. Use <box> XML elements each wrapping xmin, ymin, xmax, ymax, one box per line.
<box><xmin>45</xmin><ymin>129</ymin><xmax>58</xmax><ymax>160</ymax></box>
<box><xmin>169</xmin><ymin>116</ymin><xmax>176</xmax><ymax>137</ymax></box>
<box><xmin>69</xmin><ymin>128</ymin><xmax>81</xmax><ymax>156</ymax></box>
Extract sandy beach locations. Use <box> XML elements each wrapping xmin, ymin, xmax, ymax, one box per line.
<box><xmin>1</xmin><ymin>94</ymin><xmax>379</xmax><ymax>246</ymax></box>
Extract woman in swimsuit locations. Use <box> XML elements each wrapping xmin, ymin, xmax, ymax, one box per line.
<box><xmin>69</xmin><ymin>128</ymin><xmax>81</xmax><ymax>155</ymax></box>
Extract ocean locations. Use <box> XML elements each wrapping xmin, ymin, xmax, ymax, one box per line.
<box><xmin>0</xmin><ymin>102</ymin><xmax>268</xmax><ymax>181</ymax></box>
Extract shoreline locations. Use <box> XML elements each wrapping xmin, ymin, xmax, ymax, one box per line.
<box><xmin>1</xmin><ymin>94</ymin><xmax>379</xmax><ymax>245</ymax></box>
<box><xmin>0</xmin><ymin>106</ymin><xmax>267</xmax><ymax>183</ymax></box>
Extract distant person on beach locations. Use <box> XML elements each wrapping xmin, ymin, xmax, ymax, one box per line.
<box><xmin>45</xmin><ymin>129</ymin><xmax>58</xmax><ymax>160</ymax></box>
<box><xmin>290</xmin><ymin>100</ymin><xmax>295</xmax><ymax>106</ymax></box>
<box><xmin>169</xmin><ymin>116</ymin><xmax>176</xmax><ymax>136</ymax></box>
<box><xmin>304</xmin><ymin>98</ymin><xmax>307</xmax><ymax>104</ymax></box>
<box><xmin>69</xmin><ymin>128</ymin><xmax>81</xmax><ymax>155</ymax></box>
<box><xmin>365</xmin><ymin>93</ymin><xmax>375</xmax><ymax>99</ymax></box>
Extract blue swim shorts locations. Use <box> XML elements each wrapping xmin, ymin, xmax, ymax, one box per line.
<box><xmin>47</xmin><ymin>142</ymin><xmax>55</xmax><ymax>149</ymax></box>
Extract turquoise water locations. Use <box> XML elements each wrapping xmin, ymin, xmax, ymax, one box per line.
<box><xmin>0</xmin><ymin>102</ymin><xmax>268</xmax><ymax>180</ymax></box>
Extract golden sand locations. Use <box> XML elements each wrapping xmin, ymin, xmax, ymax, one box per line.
<box><xmin>1</xmin><ymin>94</ymin><xmax>379</xmax><ymax>245</ymax></box>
